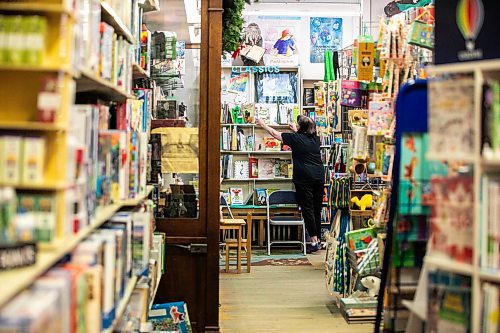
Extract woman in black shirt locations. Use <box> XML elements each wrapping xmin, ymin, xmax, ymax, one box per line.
<box><xmin>256</xmin><ymin>115</ymin><xmax>325</xmax><ymax>253</ymax></box>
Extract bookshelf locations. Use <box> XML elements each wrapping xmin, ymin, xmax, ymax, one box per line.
<box><xmin>100</xmin><ymin>1</ymin><xmax>135</xmax><ymax>44</ymax></box>
<box><xmin>407</xmin><ymin>60</ymin><xmax>500</xmax><ymax>333</ymax></box>
<box><xmin>0</xmin><ymin>187</ymin><xmax>153</xmax><ymax>308</ymax></box>
<box><xmin>0</xmin><ymin>1</ymin><xmax>158</xmax><ymax>330</ymax></box>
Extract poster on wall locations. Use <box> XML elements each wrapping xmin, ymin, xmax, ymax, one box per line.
<box><xmin>243</xmin><ymin>16</ymin><xmax>301</xmax><ymax>67</ymax></box>
<box><xmin>435</xmin><ymin>0</ymin><xmax>500</xmax><ymax>64</ymax></box>
<box><xmin>309</xmin><ymin>17</ymin><xmax>343</xmax><ymax>63</ymax></box>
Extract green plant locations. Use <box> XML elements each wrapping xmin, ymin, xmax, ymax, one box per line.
<box><xmin>222</xmin><ymin>0</ymin><xmax>247</xmax><ymax>55</ymax></box>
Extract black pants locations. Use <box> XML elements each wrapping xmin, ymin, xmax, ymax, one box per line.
<box><xmin>295</xmin><ymin>182</ymin><xmax>324</xmax><ymax>239</ymax></box>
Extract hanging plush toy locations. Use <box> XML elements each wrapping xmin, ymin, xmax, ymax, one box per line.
<box><xmin>351</xmin><ymin>194</ymin><xmax>373</xmax><ymax>211</ymax></box>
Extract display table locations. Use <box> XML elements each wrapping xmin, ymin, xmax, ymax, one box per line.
<box><xmin>221</xmin><ymin>205</ymin><xmax>301</xmax><ymax>247</ymax></box>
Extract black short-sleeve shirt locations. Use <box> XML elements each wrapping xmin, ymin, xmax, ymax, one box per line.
<box><xmin>282</xmin><ymin>132</ymin><xmax>325</xmax><ymax>185</ymax></box>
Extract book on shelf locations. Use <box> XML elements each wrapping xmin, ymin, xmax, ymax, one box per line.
<box><xmin>229</xmin><ymin>188</ymin><xmax>244</xmax><ymax>205</ymax></box>
<box><xmin>303</xmin><ymin>87</ymin><xmax>315</xmax><ymax>106</ymax></box>
<box><xmin>234</xmin><ymin>160</ymin><xmax>249</xmax><ymax>179</ymax></box>
<box><xmin>0</xmin><ymin>15</ymin><xmax>47</xmax><ymax>67</ymax></box>
<box><xmin>258</xmin><ymin>159</ymin><xmax>275</xmax><ymax>179</ymax></box>
<box><xmin>149</xmin><ymin>301</ymin><xmax>193</xmax><ymax>333</ymax></box>
<box><xmin>482</xmin><ymin>80</ymin><xmax>500</xmax><ymax>159</ymax></box>
<box><xmin>0</xmin><ymin>135</ymin><xmax>45</xmax><ymax>186</ymax></box>
<box><xmin>480</xmin><ymin>175</ymin><xmax>500</xmax><ymax>271</ymax></box>
<box><xmin>482</xmin><ymin>283</ymin><xmax>500</xmax><ymax>333</ymax></box>
<box><xmin>429</xmin><ymin>176</ymin><xmax>474</xmax><ymax>264</ymax></box>
<box><xmin>427</xmin><ymin>270</ymin><xmax>471</xmax><ymax>333</ymax></box>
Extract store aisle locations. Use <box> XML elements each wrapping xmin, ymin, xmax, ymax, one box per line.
<box><xmin>219</xmin><ymin>251</ymin><xmax>374</xmax><ymax>333</ymax></box>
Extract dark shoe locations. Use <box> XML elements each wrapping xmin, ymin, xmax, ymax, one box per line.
<box><xmin>306</xmin><ymin>243</ymin><xmax>319</xmax><ymax>254</ymax></box>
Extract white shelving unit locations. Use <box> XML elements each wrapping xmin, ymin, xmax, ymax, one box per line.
<box><xmin>406</xmin><ymin>59</ymin><xmax>500</xmax><ymax>333</ymax></box>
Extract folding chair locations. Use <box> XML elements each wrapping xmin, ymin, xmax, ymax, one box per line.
<box><xmin>266</xmin><ymin>190</ymin><xmax>306</xmax><ymax>255</ymax></box>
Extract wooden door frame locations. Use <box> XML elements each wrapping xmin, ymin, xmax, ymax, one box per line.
<box><xmin>154</xmin><ymin>0</ymin><xmax>222</xmax><ymax>331</ymax></box>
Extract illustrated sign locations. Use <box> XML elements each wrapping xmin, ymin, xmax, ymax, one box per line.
<box><xmin>243</xmin><ymin>16</ymin><xmax>301</xmax><ymax>67</ymax></box>
<box><xmin>357</xmin><ymin>42</ymin><xmax>375</xmax><ymax>81</ymax></box>
<box><xmin>435</xmin><ymin>0</ymin><xmax>500</xmax><ymax>64</ymax></box>
<box><xmin>231</xmin><ymin>66</ymin><xmax>280</xmax><ymax>74</ymax></box>
<box><xmin>310</xmin><ymin>17</ymin><xmax>343</xmax><ymax>63</ymax></box>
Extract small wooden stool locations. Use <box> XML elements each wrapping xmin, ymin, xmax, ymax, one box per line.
<box><xmin>220</xmin><ymin>217</ymin><xmax>247</xmax><ymax>273</ymax></box>
<box><xmin>225</xmin><ymin>213</ymin><xmax>252</xmax><ymax>273</ymax></box>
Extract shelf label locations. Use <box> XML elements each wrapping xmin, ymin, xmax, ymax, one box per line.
<box><xmin>231</xmin><ymin>66</ymin><xmax>281</xmax><ymax>74</ymax></box>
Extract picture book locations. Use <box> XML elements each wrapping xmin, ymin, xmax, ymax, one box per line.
<box><xmin>264</xmin><ymin>137</ymin><xmax>281</xmax><ymax>151</ymax></box>
<box><xmin>258</xmin><ymin>159</ymin><xmax>275</xmax><ymax>179</ymax></box>
<box><xmin>274</xmin><ymin>160</ymin><xmax>290</xmax><ymax>178</ymax></box>
<box><xmin>233</xmin><ymin>161</ymin><xmax>249</xmax><ymax>179</ymax></box>
<box><xmin>255</xmin><ymin>188</ymin><xmax>267</xmax><ymax>206</ymax></box>
<box><xmin>367</xmin><ymin>100</ymin><xmax>393</xmax><ymax>136</ymax></box>
<box><xmin>249</xmin><ymin>157</ymin><xmax>258</xmax><ymax>178</ymax></box>
<box><xmin>429</xmin><ymin>176</ymin><xmax>474</xmax><ymax>264</ymax></box>
<box><xmin>427</xmin><ymin>271</ymin><xmax>471</xmax><ymax>333</ymax></box>
<box><xmin>227</xmin><ymin>72</ymin><xmax>249</xmax><ymax>94</ymax></box>
<box><xmin>149</xmin><ymin>301</ymin><xmax>193</xmax><ymax>333</ymax></box>
<box><xmin>398</xmin><ymin>133</ymin><xmax>424</xmax><ymax>215</ymax></box>
<box><xmin>230</xmin><ymin>188</ymin><xmax>244</xmax><ymax>205</ymax></box>
<box><xmin>303</xmin><ymin>87</ymin><xmax>315</xmax><ymax>106</ymax></box>
<box><xmin>0</xmin><ymin>136</ymin><xmax>22</xmax><ymax>184</ymax></box>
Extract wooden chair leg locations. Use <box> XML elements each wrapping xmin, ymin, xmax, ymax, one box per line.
<box><xmin>225</xmin><ymin>243</ymin><xmax>230</xmax><ymax>273</ymax></box>
<box><xmin>247</xmin><ymin>212</ymin><xmax>252</xmax><ymax>273</ymax></box>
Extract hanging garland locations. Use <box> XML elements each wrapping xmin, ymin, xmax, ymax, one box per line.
<box><xmin>222</xmin><ymin>0</ymin><xmax>255</xmax><ymax>55</ymax></box>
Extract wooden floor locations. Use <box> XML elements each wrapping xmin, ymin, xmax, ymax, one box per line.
<box><xmin>220</xmin><ymin>250</ymin><xmax>374</xmax><ymax>333</ymax></box>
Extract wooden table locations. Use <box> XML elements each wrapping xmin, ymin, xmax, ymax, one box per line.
<box><xmin>221</xmin><ymin>206</ymin><xmax>301</xmax><ymax>247</ymax></box>
<box><xmin>220</xmin><ymin>218</ymin><xmax>246</xmax><ymax>273</ymax></box>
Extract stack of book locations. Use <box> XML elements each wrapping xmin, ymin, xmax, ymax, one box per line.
<box><xmin>0</xmin><ymin>209</ymin><xmax>154</xmax><ymax>332</ymax></box>
<box><xmin>339</xmin><ymin>296</ymin><xmax>377</xmax><ymax>324</ymax></box>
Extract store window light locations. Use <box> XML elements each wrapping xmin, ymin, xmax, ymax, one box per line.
<box><xmin>184</xmin><ymin>0</ymin><xmax>201</xmax><ymax>24</ymax></box>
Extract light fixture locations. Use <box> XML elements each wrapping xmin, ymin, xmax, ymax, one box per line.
<box><xmin>184</xmin><ymin>0</ymin><xmax>201</xmax><ymax>24</ymax></box>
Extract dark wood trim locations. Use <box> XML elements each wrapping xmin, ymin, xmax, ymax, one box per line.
<box><xmin>205</xmin><ymin>0</ymin><xmax>223</xmax><ymax>332</ymax></box>
<box><xmin>165</xmin><ymin>236</ymin><xmax>208</xmax><ymax>244</ymax></box>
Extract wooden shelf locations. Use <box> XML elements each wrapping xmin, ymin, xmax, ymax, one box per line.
<box><xmin>0</xmin><ymin>121</ymin><xmax>66</xmax><ymax>132</ymax></box>
<box><xmin>0</xmin><ymin>182</ymin><xmax>68</xmax><ymax>190</ymax></box>
<box><xmin>424</xmin><ymin>255</ymin><xmax>474</xmax><ymax>276</ymax></box>
<box><xmin>0</xmin><ymin>2</ymin><xmax>72</xmax><ymax>15</ymax></box>
<box><xmin>481</xmin><ymin>158</ymin><xmax>500</xmax><ymax>171</ymax></box>
<box><xmin>0</xmin><ymin>188</ymin><xmax>152</xmax><ymax>308</ymax></box>
<box><xmin>132</xmin><ymin>62</ymin><xmax>150</xmax><ymax>79</ymax></box>
<box><xmin>221</xmin><ymin>150</ymin><xmax>292</xmax><ymax>155</ymax></box>
<box><xmin>221</xmin><ymin>123</ymin><xmax>290</xmax><ymax>129</ymax></box>
<box><xmin>479</xmin><ymin>270</ymin><xmax>500</xmax><ymax>283</ymax></box>
<box><xmin>222</xmin><ymin>178</ymin><xmax>292</xmax><ymax>182</ymax></box>
<box><xmin>76</xmin><ymin>68</ymin><xmax>136</xmax><ymax>101</ymax></box>
<box><xmin>427</xmin><ymin>59</ymin><xmax>500</xmax><ymax>74</ymax></box>
<box><xmin>100</xmin><ymin>1</ymin><xmax>135</xmax><ymax>44</ymax></box>
<box><xmin>0</xmin><ymin>64</ymin><xmax>73</xmax><ymax>74</ymax></box>
<box><xmin>103</xmin><ymin>275</ymin><xmax>139</xmax><ymax>333</ymax></box>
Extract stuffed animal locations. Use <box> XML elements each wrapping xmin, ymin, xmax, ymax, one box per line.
<box><xmin>351</xmin><ymin>194</ymin><xmax>373</xmax><ymax>211</ymax></box>
<box><xmin>361</xmin><ymin>276</ymin><xmax>381</xmax><ymax>297</ymax></box>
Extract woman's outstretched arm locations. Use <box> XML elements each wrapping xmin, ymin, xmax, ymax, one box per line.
<box><xmin>255</xmin><ymin>118</ymin><xmax>283</xmax><ymax>141</ymax></box>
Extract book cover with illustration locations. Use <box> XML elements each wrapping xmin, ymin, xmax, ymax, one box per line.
<box><xmin>230</xmin><ymin>188</ymin><xmax>244</xmax><ymax>205</ymax></box>
<box><xmin>258</xmin><ymin>159</ymin><xmax>275</xmax><ymax>179</ymax></box>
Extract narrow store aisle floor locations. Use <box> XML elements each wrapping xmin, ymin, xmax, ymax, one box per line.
<box><xmin>219</xmin><ymin>251</ymin><xmax>374</xmax><ymax>333</ymax></box>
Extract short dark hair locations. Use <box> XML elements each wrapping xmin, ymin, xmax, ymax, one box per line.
<box><xmin>296</xmin><ymin>115</ymin><xmax>317</xmax><ymax>136</ymax></box>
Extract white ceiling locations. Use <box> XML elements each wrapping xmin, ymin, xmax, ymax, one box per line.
<box><xmin>143</xmin><ymin>0</ymin><xmax>190</xmax><ymax>41</ymax></box>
